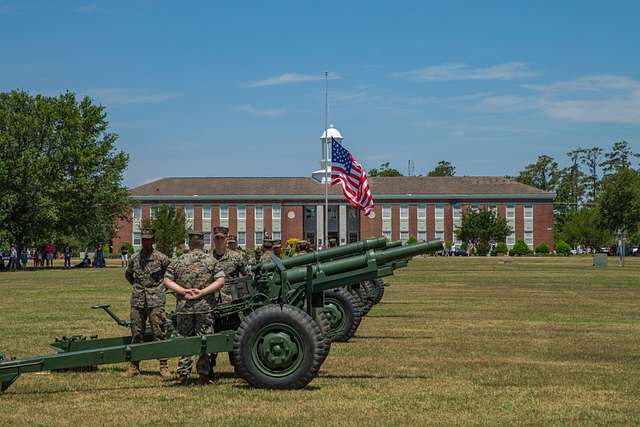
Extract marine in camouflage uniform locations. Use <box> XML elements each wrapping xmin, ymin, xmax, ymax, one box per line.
<box><xmin>163</xmin><ymin>231</ymin><xmax>225</xmax><ymax>384</ymax></box>
<box><xmin>295</xmin><ymin>240</ymin><xmax>310</xmax><ymax>256</ymax></box>
<box><xmin>213</xmin><ymin>228</ymin><xmax>248</xmax><ymax>304</ymax></box>
<box><xmin>259</xmin><ymin>239</ymin><xmax>275</xmax><ymax>263</ymax></box>
<box><xmin>124</xmin><ymin>229</ymin><xmax>171</xmax><ymax>378</ymax></box>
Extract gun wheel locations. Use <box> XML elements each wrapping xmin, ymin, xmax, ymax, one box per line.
<box><xmin>313</xmin><ymin>308</ymin><xmax>332</xmax><ymax>364</ymax></box>
<box><xmin>323</xmin><ymin>288</ymin><xmax>362</xmax><ymax>342</ymax></box>
<box><xmin>231</xmin><ymin>304</ymin><xmax>323</xmax><ymax>389</ymax></box>
<box><xmin>368</xmin><ymin>279</ymin><xmax>385</xmax><ymax>305</ymax></box>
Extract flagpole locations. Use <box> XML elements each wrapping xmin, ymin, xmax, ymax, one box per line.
<box><xmin>324</xmin><ymin>71</ymin><xmax>329</xmax><ymax>249</ymax></box>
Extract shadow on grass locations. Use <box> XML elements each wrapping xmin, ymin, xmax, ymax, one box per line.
<box><xmin>318</xmin><ymin>373</ymin><xmax>433</xmax><ymax>380</ymax></box>
<box><xmin>367</xmin><ymin>315</ymin><xmax>422</xmax><ymax>318</ymax></box>
<box><xmin>352</xmin><ymin>335</ymin><xmax>433</xmax><ymax>340</ymax></box>
<box><xmin>231</xmin><ymin>383</ymin><xmax>321</xmax><ymax>391</ymax></box>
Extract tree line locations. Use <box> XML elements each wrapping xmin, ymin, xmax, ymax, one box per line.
<box><xmin>512</xmin><ymin>141</ymin><xmax>640</xmax><ymax>249</ymax></box>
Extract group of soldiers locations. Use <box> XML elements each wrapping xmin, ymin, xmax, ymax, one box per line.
<box><xmin>124</xmin><ymin>227</ymin><xmax>314</xmax><ymax>385</ymax></box>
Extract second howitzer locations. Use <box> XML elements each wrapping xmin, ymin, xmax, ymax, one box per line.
<box><xmin>0</xmin><ymin>239</ymin><xmax>442</xmax><ymax>392</ymax></box>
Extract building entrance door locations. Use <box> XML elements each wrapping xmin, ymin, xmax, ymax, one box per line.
<box><xmin>327</xmin><ymin>205</ymin><xmax>339</xmax><ymax>243</ymax></box>
<box><xmin>347</xmin><ymin>206</ymin><xmax>360</xmax><ymax>243</ymax></box>
<box><xmin>303</xmin><ymin>206</ymin><xmax>316</xmax><ymax>246</ymax></box>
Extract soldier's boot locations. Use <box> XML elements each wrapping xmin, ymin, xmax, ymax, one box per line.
<box><xmin>124</xmin><ymin>361</ymin><xmax>140</xmax><ymax>378</ymax></box>
<box><xmin>159</xmin><ymin>359</ymin><xmax>171</xmax><ymax>379</ymax></box>
<box><xmin>198</xmin><ymin>374</ymin><xmax>212</xmax><ymax>386</ymax></box>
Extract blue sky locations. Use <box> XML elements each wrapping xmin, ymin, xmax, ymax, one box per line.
<box><xmin>1</xmin><ymin>1</ymin><xmax>639</xmax><ymax>186</ymax></box>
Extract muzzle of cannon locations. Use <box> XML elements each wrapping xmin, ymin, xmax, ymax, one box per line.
<box><xmin>0</xmin><ymin>239</ymin><xmax>442</xmax><ymax>392</ymax></box>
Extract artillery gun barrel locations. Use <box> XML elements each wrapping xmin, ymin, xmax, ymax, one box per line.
<box><xmin>259</xmin><ymin>237</ymin><xmax>393</xmax><ymax>273</ymax></box>
<box><xmin>285</xmin><ymin>240</ymin><xmax>443</xmax><ymax>287</ymax></box>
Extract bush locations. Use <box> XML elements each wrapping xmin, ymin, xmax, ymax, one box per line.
<box><xmin>509</xmin><ymin>240</ymin><xmax>531</xmax><ymax>256</ymax></box>
<box><xmin>495</xmin><ymin>242</ymin><xmax>508</xmax><ymax>254</ymax></box>
<box><xmin>460</xmin><ymin>241</ymin><xmax>468</xmax><ymax>252</ymax></box>
<box><xmin>102</xmin><ymin>243</ymin><xmax>111</xmax><ymax>255</ymax></box>
<box><xmin>444</xmin><ymin>240</ymin><xmax>453</xmax><ymax>249</ymax></box>
<box><xmin>535</xmin><ymin>242</ymin><xmax>549</xmax><ymax>255</ymax></box>
<box><xmin>407</xmin><ymin>235</ymin><xmax>418</xmax><ymax>245</ymax></box>
<box><xmin>120</xmin><ymin>241</ymin><xmax>134</xmax><ymax>256</ymax></box>
<box><xmin>554</xmin><ymin>240</ymin><xmax>571</xmax><ymax>256</ymax></box>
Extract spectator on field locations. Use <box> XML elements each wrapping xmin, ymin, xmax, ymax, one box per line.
<box><xmin>20</xmin><ymin>249</ymin><xmax>29</xmax><ymax>269</ymax></box>
<box><xmin>120</xmin><ymin>244</ymin><xmax>129</xmax><ymax>268</ymax></box>
<box><xmin>45</xmin><ymin>242</ymin><xmax>55</xmax><ymax>267</ymax></box>
<box><xmin>9</xmin><ymin>246</ymin><xmax>18</xmax><ymax>271</ymax></box>
<box><xmin>94</xmin><ymin>242</ymin><xmax>105</xmax><ymax>268</ymax></box>
<box><xmin>63</xmin><ymin>243</ymin><xmax>72</xmax><ymax>269</ymax></box>
<box><xmin>0</xmin><ymin>251</ymin><xmax>5</xmax><ymax>271</ymax></box>
<box><xmin>75</xmin><ymin>253</ymin><xmax>91</xmax><ymax>268</ymax></box>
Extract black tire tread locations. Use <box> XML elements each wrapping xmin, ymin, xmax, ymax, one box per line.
<box><xmin>325</xmin><ymin>288</ymin><xmax>362</xmax><ymax>342</ymax></box>
<box><xmin>231</xmin><ymin>304</ymin><xmax>323</xmax><ymax>389</ymax></box>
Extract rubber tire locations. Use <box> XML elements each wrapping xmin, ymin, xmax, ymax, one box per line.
<box><xmin>353</xmin><ymin>283</ymin><xmax>374</xmax><ymax>316</ymax></box>
<box><xmin>313</xmin><ymin>308</ymin><xmax>332</xmax><ymax>364</ymax></box>
<box><xmin>369</xmin><ymin>279</ymin><xmax>385</xmax><ymax>305</ymax></box>
<box><xmin>231</xmin><ymin>304</ymin><xmax>324</xmax><ymax>389</ymax></box>
<box><xmin>324</xmin><ymin>288</ymin><xmax>362</xmax><ymax>343</ymax></box>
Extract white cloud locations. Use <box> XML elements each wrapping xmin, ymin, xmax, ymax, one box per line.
<box><xmin>524</xmin><ymin>74</ymin><xmax>640</xmax><ymax>124</ymax></box>
<box><xmin>247</xmin><ymin>72</ymin><xmax>341</xmax><ymax>87</ymax></box>
<box><xmin>401</xmin><ymin>62</ymin><xmax>538</xmax><ymax>81</ymax></box>
<box><xmin>232</xmin><ymin>104</ymin><xmax>286</xmax><ymax>118</ymax></box>
<box><xmin>87</xmin><ymin>88</ymin><xmax>178</xmax><ymax>105</ymax></box>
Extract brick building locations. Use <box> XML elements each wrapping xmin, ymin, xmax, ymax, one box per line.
<box><xmin>113</xmin><ymin>176</ymin><xmax>554</xmax><ymax>252</ymax></box>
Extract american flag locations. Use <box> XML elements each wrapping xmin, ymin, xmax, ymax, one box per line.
<box><xmin>330</xmin><ymin>137</ymin><xmax>374</xmax><ymax>216</ymax></box>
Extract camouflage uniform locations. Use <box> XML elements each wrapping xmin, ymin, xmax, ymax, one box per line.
<box><xmin>259</xmin><ymin>249</ymin><xmax>274</xmax><ymax>263</ymax></box>
<box><xmin>127</xmin><ymin>249</ymin><xmax>171</xmax><ymax>344</ymax></box>
<box><xmin>164</xmin><ymin>249</ymin><xmax>225</xmax><ymax>377</ymax></box>
<box><xmin>213</xmin><ymin>249</ymin><xmax>248</xmax><ymax>303</ymax></box>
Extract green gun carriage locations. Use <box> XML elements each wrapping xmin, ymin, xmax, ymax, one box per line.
<box><xmin>0</xmin><ymin>238</ymin><xmax>441</xmax><ymax>392</ymax></box>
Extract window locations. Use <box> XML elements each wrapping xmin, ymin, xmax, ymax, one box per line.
<box><xmin>133</xmin><ymin>232</ymin><xmax>141</xmax><ymax>246</ymax></box>
<box><xmin>255</xmin><ymin>206</ymin><xmax>263</xmax><ymax>219</ymax></box>
<box><xmin>185</xmin><ymin>206</ymin><xmax>194</xmax><ymax>230</ymax></box>
<box><xmin>506</xmin><ymin>206</ymin><xmax>516</xmax><ymax>247</ymax></box>
<box><xmin>435</xmin><ymin>206</ymin><xmax>444</xmax><ymax>235</ymax></box>
<box><xmin>524</xmin><ymin>205</ymin><xmax>533</xmax><ymax>233</ymax></box>
<box><xmin>237</xmin><ymin>206</ymin><xmax>246</xmax><ymax>220</ymax></box>
<box><xmin>417</xmin><ymin>204</ymin><xmax>426</xmax><ymax>241</ymax></box>
<box><xmin>400</xmin><ymin>205</ymin><xmax>408</xmax><ymax>219</ymax></box>
<box><xmin>220</xmin><ymin>205</ymin><xmax>229</xmax><ymax>227</ymax></box>
<box><xmin>133</xmin><ymin>206</ymin><xmax>142</xmax><ymax>227</ymax></box>
<box><xmin>524</xmin><ymin>231</ymin><xmax>534</xmax><ymax>248</ymax></box>
<box><xmin>204</xmin><ymin>232</ymin><xmax>211</xmax><ymax>246</ymax></box>
<box><xmin>435</xmin><ymin>231</ymin><xmax>444</xmax><ymax>241</ymax></box>
<box><xmin>382</xmin><ymin>205</ymin><xmax>392</xmax><ymax>239</ymax></box>
<box><xmin>490</xmin><ymin>205</ymin><xmax>497</xmax><ymax>215</ymax></box>
<box><xmin>255</xmin><ymin>232</ymin><xmax>263</xmax><ymax>246</ymax></box>
<box><xmin>237</xmin><ymin>231</ymin><xmax>246</xmax><ymax>246</ymax></box>
<box><xmin>202</xmin><ymin>207</ymin><xmax>211</xmax><ymax>220</ymax></box>
<box><xmin>150</xmin><ymin>206</ymin><xmax>158</xmax><ymax>219</ymax></box>
<box><xmin>272</xmin><ymin>205</ymin><xmax>281</xmax><ymax>238</ymax></box>
<box><xmin>452</xmin><ymin>206</ymin><xmax>462</xmax><ymax>246</ymax></box>
<box><xmin>400</xmin><ymin>231</ymin><xmax>409</xmax><ymax>241</ymax></box>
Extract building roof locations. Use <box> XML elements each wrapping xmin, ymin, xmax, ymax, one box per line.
<box><xmin>131</xmin><ymin>176</ymin><xmax>554</xmax><ymax>201</ymax></box>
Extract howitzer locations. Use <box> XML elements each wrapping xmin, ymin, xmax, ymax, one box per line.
<box><xmin>0</xmin><ymin>239</ymin><xmax>442</xmax><ymax>392</ymax></box>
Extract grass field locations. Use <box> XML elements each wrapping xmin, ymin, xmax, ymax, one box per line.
<box><xmin>0</xmin><ymin>256</ymin><xmax>639</xmax><ymax>426</ymax></box>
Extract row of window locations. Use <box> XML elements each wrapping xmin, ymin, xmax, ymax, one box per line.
<box><xmin>379</xmin><ymin>204</ymin><xmax>535</xmax><ymax>248</ymax></box>
<box><xmin>133</xmin><ymin>205</ymin><xmax>282</xmax><ymax>247</ymax></box>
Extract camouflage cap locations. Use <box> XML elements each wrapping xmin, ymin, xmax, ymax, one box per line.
<box><xmin>262</xmin><ymin>239</ymin><xmax>273</xmax><ymax>249</ymax></box>
<box><xmin>141</xmin><ymin>229</ymin><xmax>155</xmax><ymax>239</ymax></box>
<box><xmin>213</xmin><ymin>226</ymin><xmax>228</xmax><ymax>237</ymax></box>
<box><xmin>227</xmin><ymin>234</ymin><xmax>237</xmax><ymax>243</ymax></box>
<box><xmin>188</xmin><ymin>231</ymin><xmax>205</xmax><ymax>241</ymax></box>
<box><xmin>296</xmin><ymin>240</ymin><xmax>308</xmax><ymax>248</ymax></box>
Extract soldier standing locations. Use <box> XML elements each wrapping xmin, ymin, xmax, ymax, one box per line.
<box><xmin>295</xmin><ymin>240</ymin><xmax>309</xmax><ymax>256</ymax></box>
<box><xmin>163</xmin><ymin>231</ymin><xmax>225</xmax><ymax>385</ymax></box>
<box><xmin>124</xmin><ymin>229</ymin><xmax>172</xmax><ymax>378</ymax></box>
<box><xmin>259</xmin><ymin>239</ymin><xmax>274</xmax><ymax>263</ymax></box>
<box><xmin>272</xmin><ymin>240</ymin><xmax>283</xmax><ymax>259</ymax></box>
<box><xmin>212</xmin><ymin>227</ymin><xmax>248</xmax><ymax>304</ymax></box>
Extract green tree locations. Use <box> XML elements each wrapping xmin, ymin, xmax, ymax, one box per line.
<box><xmin>579</xmin><ymin>146</ymin><xmax>603</xmax><ymax>202</ymax></box>
<box><xmin>456</xmin><ymin>210</ymin><xmax>512</xmax><ymax>256</ymax></box>
<box><xmin>600</xmin><ymin>140</ymin><xmax>636</xmax><ymax>175</ymax></box>
<box><xmin>367</xmin><ymin>162</ymin><xmax>403</xmax><ymax>177</ymax></box>
<box><xmin>558</xmin><ymin>207</ymin><xmax>611</xmax><ymax>249</ymax></box>
<box><xmin>142</xmin><ymin>205</ymin><xmax>188</xmax><ymax>257</ymax></box>
<box><xmin>515</xmin><ymin>155</ymin><xmax>559</xmax><ymax>191</ymax></box>
<box><xmin>596</xmin><ymin>167</ymin><xmax>640</xmax><ymax>238</ymax></box>
<box><xmin>427</xmin><ymin>160</ymin><xmax>455</xmax><ymax>177</ymax></box>
<box><xmin>0</xmin><ymin>90</ymin><xmax>129</xmax><ymax>251</ymax></box>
